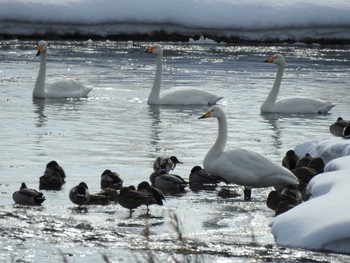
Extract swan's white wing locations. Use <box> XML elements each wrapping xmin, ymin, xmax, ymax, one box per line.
<box><xmin>160</xmin><ymin>86</ymin><xmax>223</xmax><ymax>105</ymax></box>
<box><xmin>275</xmin><ymin>97</ymin><xmax>335</xmax><ymax>114</ymax></box>
<box><xmin>45</xmin><ymin>79</ymin><xmax>92</xmax><ymax>98</ymax></box>
<box><xmin>205</xmin><ymin>148</ymin><xmax>298</xmax><ymax>187</ymax></box>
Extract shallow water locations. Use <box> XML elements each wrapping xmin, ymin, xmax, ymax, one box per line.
<box><xmin>0</xmin><ymin>40</ymin><xmax>349</xmax><ymax>262</ymax></box>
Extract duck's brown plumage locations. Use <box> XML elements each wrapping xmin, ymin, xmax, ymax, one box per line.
<box><xmin>282</xmin><ymin>150</ymin><xmax>299</xmax><ymax>171</ymax></box>
<box><xmin>100</xmin><ymin>169</ymin><xmax>123</xmax><ymax>190</ymax></box>
<box><xmin>117</xmin><ymin>186</ymin><xmax>152</xmax><ymax>217</ymax></box>
<box><xmin>137</xmin><ymin>181</ymin><xmax>165</xmax><ymax>213</ymax></box>
<box><xmin>39</xmin><ymin>160</ymin><xmax>66</xmax><ymax>190</ymax></box>
<box><xmin>86</xmin><ymin>188</ymin><xmax>118</xmax><ymax>205</ymax></box>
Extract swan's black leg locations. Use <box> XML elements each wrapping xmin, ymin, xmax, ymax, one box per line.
<box><xmin>244</xmin><ymin>187</ymin><xmax>252</xmax><ymax>201</ymax></box>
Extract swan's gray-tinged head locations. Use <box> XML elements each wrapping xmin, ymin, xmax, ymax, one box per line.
<box><xmin>37</xmin><ymin>40</ymin><xmax>48</xmax><ymax>56</ymax></box>
<box><xmin>264</xmin><ymin>54</ymin><xmax>285</xmax><ymax>65</ymax></box>
<box><xmin>145</xmin><ymin>45</ymin><xmax>163</xmax><ymax>56</ymax></box>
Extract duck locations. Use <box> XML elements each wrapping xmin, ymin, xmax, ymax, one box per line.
<box><xmin>69</xmin><ymin>182</ymin><xmax>90</xmax><ymax>206</ymax></box>
<box><xmin>291</xmin><ymin>166</ymin><xmax>317</xmax><ymax>187</ymax></box>
<box><xmin>261</xmin><ymin>54</ymin><xmax>335</xmax><ymax>114</ymax></box>
<box><xmin>189</xmin><ymin>165</ymin><xmax>221</xmax><ymax>185</ymax></box>
<box><xmin>117</xmin><ymin>186</ymin><xmax>152</xmax><ymax>217</ymax></box>
<box><xmin>39</xmin><ymin>160</ymin><xmax>66</xmax><ymax>190</ymax></box>
<box><xmin>137</xmin><ymin>181</ymin><xmax>165</xmax><ymax>214</ymax></box>
<box><xmin>145</xmin><ymin>45</ymin><xmax>223</xmax><ymax>105</ymax></box>
<box><xmin>295</xmin><ymin>153</ymin><xmax>313</xmax><ymax>168</ymax></box>
<box><xmin>100</xmin><ymin>169</ymin><xmax>123</xmax><ymax>190</ymax></box>
<box><xmin>153</xmin><ymin>156</ymin><xmax>183</xmax><ymax>173</ymax></box>
<box><xmin>266</xmin><ymin>186</ymin><xmax>302</xmax><ymax>216</ymax></box>
<box><xmin>189</xmin><ymin>166</ymin><xmax>223</xmax><ymax>191</ymax></box>
<box><xmin>86</xmin><ymin>188</ymin><xmax>118</xmax><ymax>205</ymax></box>
<box><xmin>13</xmin><ymin>183</ymin><xmax>46</xmax><ymax>205</ymax></box>
<box><xmin>308</xmin><ymin>157</ymin><xmax>325</xmax><ymax>174</ymax></box>
<box><xmin>282</xmin><ymin>150</ymin><xmax>299</xmax><ymax>171</ymax></box>
<box><xmin>330</xmin><ymin>117</ymin><xmax>350</xmax><ymax>138</ymax></box>
<box><xmin>150</xmin><ymin>170</ymin><xmax>188</xmax><ymax>194</ymax></box>
<box><xmin>291</xmin><ymin>155</ymin><xmax>325</xmax><ymax>192</ymax></box>
<box><xmin>199</xmin><ymin>105</ymin><xmax>298</xmax><ymax>201</ymax></box>
<box><xmin>33</xmin><ymin>40</ymin><xmax>92</xmax><ymax>99</ymax></box>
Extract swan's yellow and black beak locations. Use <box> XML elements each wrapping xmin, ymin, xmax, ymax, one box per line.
<box><xmin>198</xmin><ymin>111</ymin><xmax>211</xmax><ymax>119</ymax></box>
<box><xmin>264</xmin><ymin>56</ymin><xmax>275</xmax><ymax>63</ymax></box>
<box><xmin>36</xmin><ymin>45</ymin><xmax>43</xmax><ymax>56</ymax></box>
<box><xmin>145</xmin><ymin>46</ymin><xmax>155</xmax><ymax>53</ymax></box>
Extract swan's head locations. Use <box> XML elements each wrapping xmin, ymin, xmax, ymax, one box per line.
<box><xmin>264</xmin><ymin>54</ymin><xmax>285</xmax><ymax>65</ymax></box>
<box><xmin>199</xmin><ymin>105</ymin><xmax>224</xmax><ymax>120</ymax></box>
<box><xmin>145</xmin><ymin>45</ymin><xmax>163</xmax><ymax>56</ymax></box>
<box><xmin>36</xmin><ymin>40</ymin><xmax>48</xmax><ymax>56</ymax></box>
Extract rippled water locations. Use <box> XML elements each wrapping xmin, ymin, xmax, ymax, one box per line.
<box><xmin>0</xmin><ymin>40</ymin><xmax>349</xmax><ymax>262</ymax></box>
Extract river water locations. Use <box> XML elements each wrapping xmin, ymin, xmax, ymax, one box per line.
<box><xmin>0</xmin><ymin>40</ymin><xmax>349</xmax><ymax>262</ymax></box>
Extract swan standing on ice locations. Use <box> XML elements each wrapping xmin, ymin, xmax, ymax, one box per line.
<box><xmin>33</xmin><ymin>40</ymin><xmax>92</xmax><ymax>99</ymax></box>
<box><xmin>261</xmin><ymin>54</ymin><xmax>335</xmax><ymax>114</ymax></box>
<box><xmin>199</xmin><ymin>106</ymin><xmax>298</xmax><ymax>200</ymax></box>
<box><xmin>145</xmin><ymin>45</ymin><xmax>223</xmax><ymax>105</ymax></box>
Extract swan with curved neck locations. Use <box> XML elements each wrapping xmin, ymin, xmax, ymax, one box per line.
<box><xmin>33</xmin><ymin>40</ymin><xmax>92</xmax><ymax>99</ymax></box>
<box><xmin>261</xmin><ymin>54</ymin><xmax>335</xmax><ymax>114</ymax></box>
<box><xmin>199</xmin><ymin>106</ymin><xmax>298</xmax><ymax>199</ymax></box>
<box><xmin>145</xmin><ymin>45</ymin><xmax>223</xmax><ymax>105</ymax></box>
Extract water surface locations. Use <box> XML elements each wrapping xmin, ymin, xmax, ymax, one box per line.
<box><xmin>0</xmin><ymin>40</ymin><xmax>349</xmax><ymax>262</ymax></box>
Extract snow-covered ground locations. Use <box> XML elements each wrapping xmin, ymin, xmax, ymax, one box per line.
<box><xmin>1</xmin><ymin>0</ymin><xmax>350</xmax><ymax>41</ymax></box>
<box><xmin>270</xmin><ymin>138</ymin><xmax>350</xmax><ymax>254</ymax></box>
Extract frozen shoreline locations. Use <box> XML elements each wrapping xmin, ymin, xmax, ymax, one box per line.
<box><xmin>1</xmin><ymin>0</ymin><xmax>350</xmax><ymax>44</ymax></box>
<box><xmin>1</xmin><ymin>28</ymin><xmax>350</xmax><ymax>45</ymax></box>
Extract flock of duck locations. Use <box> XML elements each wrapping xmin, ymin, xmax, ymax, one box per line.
<box><xmin>12</xmin><ymin>157</ymin><xmax>208</xmax><ymax>217</ymax></box>
<box><xmin>11</xmin><ymin>149</ymin><xmax>328</xmax><ymax>217</ymax></box>
<box><xmin>10</xmin><ymin>40</ymin><xmax>344</xmax><ymax>218</ymax></box>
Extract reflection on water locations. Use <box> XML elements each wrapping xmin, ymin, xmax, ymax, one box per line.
<box><xmin>0</xmin><ymin>40</ymin><xmax>350</xmax><ymax>262</ymax></box>
<box><xmin>32</xmin><ymin>98</ymin><xmax>47</xmax><ymax>127</ymax></box>
<box><xmin>148</xmin><ymin>105</ymin><xmax>161</xmax><ymax>148</ymax></box>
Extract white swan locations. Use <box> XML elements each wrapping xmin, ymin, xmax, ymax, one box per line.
<box><xmin>145</xmin><ymin>45</ymin><xmax>223</xmax><ymax>105</ymax></box>
<box><xmin>261</xmin><ymin>54</ymin><xmax>335</xmax><ymax>114</ymax></box>
<box><xmin>33</xmin><ymin>40</ymin><xmax>92</xmax><ymax>99</ymax></box>
<box><xmin>199</xmin><ymin>106</ymin><xmax>298</xmax><ymax>199</ymax></box>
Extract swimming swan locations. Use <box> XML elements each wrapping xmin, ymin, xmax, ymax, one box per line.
<box><xmin>33</xmin><ymin>40</ymin><xmax>92</xmax><ymax>99</ymax></box>
<box><xmin>199</xmin><ymin>106</ymin><xmax>298</xmax><ymax>199</ymax></box>
<box><xmin>261</xmin><ymin>54</ymin><xmax>335</xmax><ymax>114</ymax></box>
<box><xmin>145</xmin><ymin>45</ymin><xmax>223</xmax><ymax>105</ymax></box>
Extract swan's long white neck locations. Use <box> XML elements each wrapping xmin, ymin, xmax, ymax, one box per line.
<box><xmin>147</xmin><ymin>53</ymin><xmax>162</xmax><ymax>104</ymax></box>
<box><xmin>261</xmin><ymin>62</ymin><xmax>284</xmax><ymax>112</ymax></box>
<box><xmin>33</xmin><ymin>51</ymin><xmax>47</xmax><ymax>98</ymax></box>
<box><xmin>204</xmin><ymin>114</ymin><xmax>227</xmax><ymax>166</ymax></box>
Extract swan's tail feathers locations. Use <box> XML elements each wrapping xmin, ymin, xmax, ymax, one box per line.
<box><xmin>208</xmin><ymin>96</ymin><xmax>224</xmax><ymax>105</ymax></box>
<box><xmin>285</xmin><ymin>173</ymin><xmax>299</xmax><ymax>187</ymax></box>
<box><xmin>318</xmin><ymin>103</ymin><xmax>335</xmax><ymax>114</ymax></box>
<box><xmin>210</xmin><ymin>174</ymin><xmax>230</xmax><ymax>184</ymax></box>
<box><xmin>82</xmin><ymin>87</ymin><xmax>93</xmax><ymax>97</ymax></box>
